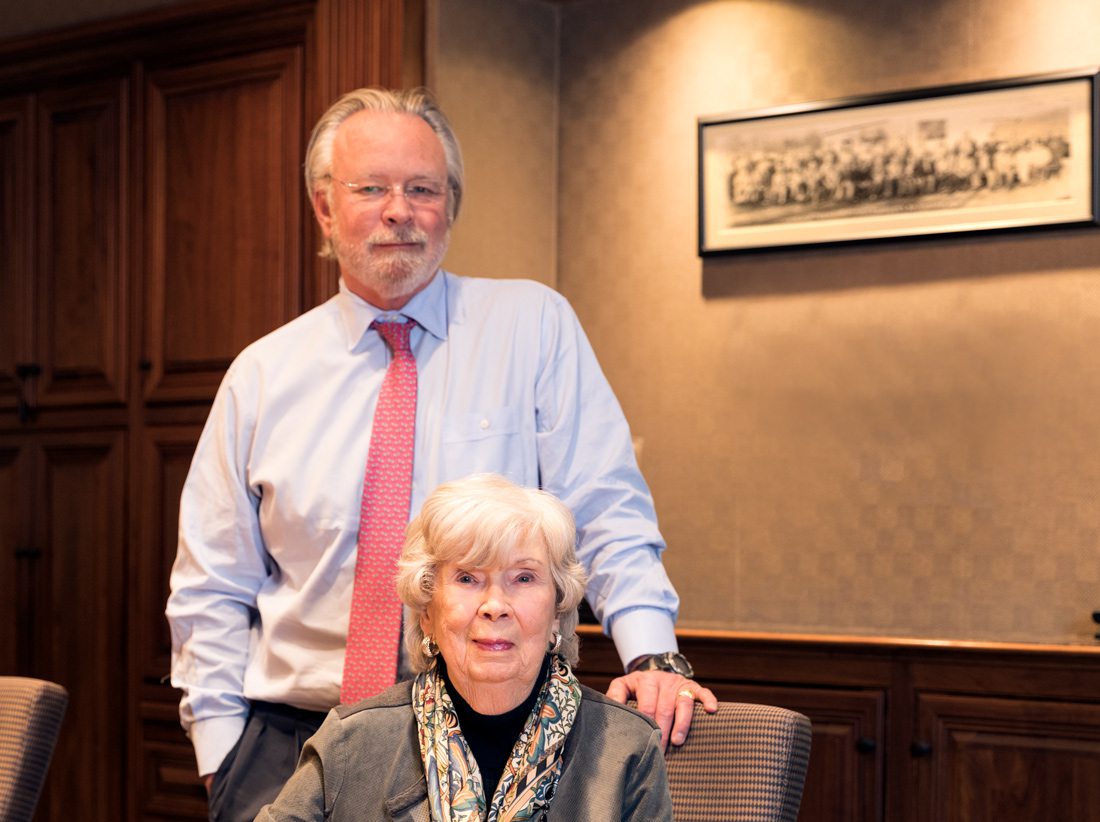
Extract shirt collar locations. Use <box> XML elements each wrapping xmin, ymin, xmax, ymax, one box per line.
<box><xmin>335</xmin><ymin>271</ymin><xmax>450</xmax><ymax>351</ymax></box>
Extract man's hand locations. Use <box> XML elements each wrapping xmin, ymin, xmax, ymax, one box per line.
<box><xmin>606</xmin><ymin>670</ymin><xmax>718</xmax><ymax>748</ymax></box>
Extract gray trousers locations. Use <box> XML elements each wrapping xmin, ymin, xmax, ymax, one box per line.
<box><xmin>207</xmin><ymin>701</ymin><xmax>328</xmax><ymax>822</ymax></box>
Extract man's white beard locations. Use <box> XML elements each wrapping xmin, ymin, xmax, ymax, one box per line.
<box><xmin>334</xmin><ymin>224</ymin><xmax>449</xmax><ymax>304</ymax></box>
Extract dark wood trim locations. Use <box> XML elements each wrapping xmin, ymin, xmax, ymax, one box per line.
<box><xmin>633</xmin><ymin>625</ymin><xmax>1100</xmax><ymax>656</ymax></box>
<box><xmin>0</xmin><ymin>0</ymin><xmax>316</xmax><ymax>92</ymax></box>
<box><xmin>0</xmin><ymin>93</ymin><xmax>33</xmax><ymax>411</ymax></box>
<box><xmin>578</xmin><ymin>625</ymin><xmax>1100</xmax><ymax>695</ymax></box>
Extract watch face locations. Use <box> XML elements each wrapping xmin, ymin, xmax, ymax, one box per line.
<box><xmin>656</xmin><ymin>653</ymin><xmax>693</xmax><ymax>677</ymax></box>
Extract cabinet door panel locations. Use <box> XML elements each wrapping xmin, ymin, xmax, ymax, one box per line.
<box><xmin>0</xmin><ymin>96</ymin><xmax>32</xmax><ymax>413</ymax></box>
<box><xmin>722</xmin><ymin>683</ymin><xmax>885</xmax><ymax>822</ymax></box>
<box><xmin>0</xmin><ymin>442</ymin><xmax>31</xmax><ymax>673</ymax></box>
<box><xmin>143</xmin><ymin>48</ymin><xmax>303</xmax><ymax>402</ymax></box>
<box><xmin>37</xmin><ymin>82</ymin><xmax>128</xmax><ymax>408</ymax></box>
<box><xmin>134</xmin><ymin>425</ymin><xmax>202</xmax><ymax>682</ymax></box>
<box><xmin>138</xmin><ymin>699</ymin><xmax>208</xmax><ymax>821</ymax></box>
<box><xmin>915</xmin><ymin>693</ymin><xmax>1100</xmax><ymax>822</ymax></box>
<box><xmin>31</xmin><ymin>433</ymin><xmax>127</xmax><ymax>822</ymax></box>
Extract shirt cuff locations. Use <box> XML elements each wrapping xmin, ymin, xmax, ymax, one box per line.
<box><xmin>608</xmin><ymin>608</ymin><xmax>678</xmax><ymax>671</ymax></box>
<box><xmin>190</xmin><ymin>714</ymin><xmax>248</xmax><ymax>777</ymax></box>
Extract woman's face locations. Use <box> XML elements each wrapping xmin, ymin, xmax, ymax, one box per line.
<box><xmin>421</xmin><ymin>538</ymin><xmax>560</xmax><ymax>714</ymax></box>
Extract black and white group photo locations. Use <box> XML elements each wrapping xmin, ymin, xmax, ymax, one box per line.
<box><xmin>699</xmin><ymin>73</ymin><xmax>1097</xmax><ymax>253</ymax></box>
<box><xmin>722</xmin><ymin>117</ymin><xmax>1071</xmax><ymax>228</ymax></box>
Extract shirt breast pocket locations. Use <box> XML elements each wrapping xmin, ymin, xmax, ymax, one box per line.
<box><xmin>439</xmin><ymin>405</ymin><xmax>530</xmax><ymax>480</ymax></box>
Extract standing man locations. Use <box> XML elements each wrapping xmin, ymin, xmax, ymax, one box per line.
<box><xmin>167</xmin><ymin>88</ymin><xmax>715</xmax><ymax>822</ymax></box>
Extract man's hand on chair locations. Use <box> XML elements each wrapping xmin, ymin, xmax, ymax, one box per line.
<box><xmin>606</xmin><ymin>669</ymin><xmax>718</xmax><ymax>748</ymax></box>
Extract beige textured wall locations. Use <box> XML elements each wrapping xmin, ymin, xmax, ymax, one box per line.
<box><xmin>555</xmin><ymin>0</ymin><xmax>1100</xmax><ymax>643</ymax></box>
<box><xmin>431</xmin><ymin>0</ymin><xmax>560</xmax><ymax>285</ymax></box>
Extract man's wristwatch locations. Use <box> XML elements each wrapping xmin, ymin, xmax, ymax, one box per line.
<box><xmin>627</xmin><ymin>651</ymin><xmax>694</xmax><ymax>678</ymax></box>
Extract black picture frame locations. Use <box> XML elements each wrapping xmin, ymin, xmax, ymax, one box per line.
<box><xmin>698</xmin><ymin>69</ymin><xmax>1100</xmax><ymax>255</ymax></box>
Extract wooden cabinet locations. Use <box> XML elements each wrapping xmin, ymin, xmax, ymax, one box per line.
<box><xmin>132</xmin><ymin>424</ymin><xmax>205</xmax><ymax>685</ymax></box>
<box><xmin>142</xmin><ymin>48</ymin><xmax>303</xmax><ymax>403</ymax></box>
<box><xmin>0</xmin><ymin>95</ymin><xmax>32</xmax><ymax>416</ymax></box>
<box><xmin>727</xmin><ymin>684</ymin><xmax>885</xmax><ymax>822</ymax></box>
<box><xmin>912</xmin><ymin>693</ymin><xmax>1100</xmax><ymax>822</ymax></box>
<box><xmin>135</xmin><ymin>696</ymin><xmax>210</xmax><ymax>821</ymax></box>
<box><xmin>0</xmin><ymin>440</ymin><xmax>31</xmax><ymax>673</ymax></box>
<box><xmin>1</xmin><ymin>69</ymin><xmax>131</xmax><ymax>821</ymax></box>
<box><xmin>1</xmin><ymin>81</ymin><xmax>128</xmax><ymax>418</ymax></box>
<box><xmin>35</xmin><ymin>81</ymin><xmax>129</xmax><ymax>410</ymax></box>
<box><xmin>129</xmin><ymin>422</ymin><xmax>207</xmax><ymax>820</ymax></box>
<box><xmin>574</xmin><ymin>628</ymin><xmax>1100</xmax><ymax>822</ymax></box>
<box><xmin>0</xmin><ymin>432</ymin><xmax>127</xmax><ymax>821</ymax></box>
<box><xmin>0</xmin><ymin>2</ymin><xmax>425</xmax><ymax>820</ymax></box>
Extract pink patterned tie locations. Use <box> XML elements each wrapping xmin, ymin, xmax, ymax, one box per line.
<box><xmin>341</xmin><ymin>319</ymin><xmax>417</xmax><ymax>703</ymax></box>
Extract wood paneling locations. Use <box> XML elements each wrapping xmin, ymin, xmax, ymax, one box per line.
<box><xmin>914</xmin><ymin>693</ymin><xmax>1100</xmax><ymax>822</ymax></box>
<box><xmin>2</xmin><ymin>433</ymin><xmax>129</xmax><ymax>822</ymax></box>
<box><xmin>137</xmin><ymin>699</ymin><xmax>208</xmax><ymax>821</ymax></box>
<box><xmin>0</xmin><ymin>443</ymin><xmax>29</xmax><ymax>673</ymax></box>
<box><xmin>143</xmin><ymin>48</ymin><xmax>302</xmax><ymax>402</ymax></box>
<box><xmin>0</xmin><ymin>3</ymin><xmax>425</xmax><ymax>820</ymax></box>
<box><xmin>0</xmin><ymin>96</ymin><xmax>32</xmax><ymax>414</ymax></box>
<box><xmin>36</xmin><ymin>82</ymin><xmax>128</xmax><ymax>409</ymax></box>
<box><xmin>134</xmin><ymin>425</ymin><xmax>202</xmax><ymax>682</ymax></box>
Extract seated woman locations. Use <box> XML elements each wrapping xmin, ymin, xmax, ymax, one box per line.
<box><xmin>257</xmin><ymin>473</ymin><xmax>673</xmax><ymax>821</ymax></box>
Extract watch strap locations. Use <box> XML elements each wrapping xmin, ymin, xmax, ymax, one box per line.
<box><xmin>627</xmin><ymin>651</ymin><xmax>694</xmax><ymax>678</ymax></box>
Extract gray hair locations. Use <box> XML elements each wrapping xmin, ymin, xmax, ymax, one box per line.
<box><xmin>304</xmin><ymin>87</ymin><xmax>465</xmax><ymax>257</ymax></box>
<box><xmin>396</xmin><ymin>474</ymin><xmax>587</xmax><ymax>672</ymax></box>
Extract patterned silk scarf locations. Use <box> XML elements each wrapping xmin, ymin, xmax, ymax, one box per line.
<box><xmin>413</xmin><ymin>655</ymin><xmax>582</xmax><ymax>822</ymax></box>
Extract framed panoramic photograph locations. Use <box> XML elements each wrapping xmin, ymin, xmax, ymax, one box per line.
<box><xmin>698</xmin><ymin>69</ymin><xmax>1100</xmax><ymax>255</ymax></box>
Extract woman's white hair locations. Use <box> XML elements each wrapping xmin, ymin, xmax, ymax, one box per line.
<box><xmin>396</xmin><ymin>474</ymin><xmax>587</xmax><ymax>672</ymax></box>
<box><xmin>303</xmin><ymin>87</ymin><xmax>464</xmax><ymax>258</ymax></box>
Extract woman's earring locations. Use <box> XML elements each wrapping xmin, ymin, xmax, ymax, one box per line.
<box><xmin>548</xmin><ymin>631</ymin><xmax>562</xmax><ymax>655</ymax></box>
<box><xmin>421</xmin><ymin>635</ymin><xmax>439</xmax><ymax>658</ymax></box>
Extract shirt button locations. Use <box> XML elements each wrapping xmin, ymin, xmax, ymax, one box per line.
<box><xmin>480</xmin><ymin>418</ymin><xmax>490</xmax><ymax>430</ymax></box>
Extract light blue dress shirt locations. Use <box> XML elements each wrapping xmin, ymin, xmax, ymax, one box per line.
<box><xmin>167</xmin><ymin>271</ymin><xmax>680</xmax><ymax>775</ymax></box>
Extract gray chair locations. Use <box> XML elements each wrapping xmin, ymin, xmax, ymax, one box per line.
<box><xmin>664</xmin><ymin>701</ymin><xmax>812</xmax><ymax>822</ymax></box>
<box><xmin>0</xmin><ymin>677</ymin><xmax>69</xmax><ymax>822</ymax></box>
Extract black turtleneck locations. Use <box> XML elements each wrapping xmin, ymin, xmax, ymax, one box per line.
<box><xmin>439</xmin><ymin>655</ymin><xmax>552</xmax><ymax>797</ymax></box>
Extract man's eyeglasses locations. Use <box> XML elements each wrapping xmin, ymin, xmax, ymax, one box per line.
<box><xmin>326</xmin><ymin>176</ymin><xmax>447</xmax><ymax>207</ymax></box>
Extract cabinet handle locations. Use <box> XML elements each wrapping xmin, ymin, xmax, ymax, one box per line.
<box><xmin>856</xmin><ymin>736</ymin><xmax>877</xmax><ymax>753</ymax></box>
<box><xmin>15</xmin><ymin>546</ymin><xmax>42</xmax><ymax>559</ymax></box>
<box><xmin>17</xmin><ymin>395</ymin><xmax>33</xmax><ymax>423</ymax></box>
<box><xmin>14</xmin><ymin>362</ymin><xmax>40</xmax><ymax>422</ymax></box>
<box><xmin>910</xmin><ymin>740</ymin><xmax>933</xmax><ymax>757</ymax></box>
<box><xmin>138</xmin><ymin>358</ymin><xmax>153</xmax><ymax>372</ymax></box>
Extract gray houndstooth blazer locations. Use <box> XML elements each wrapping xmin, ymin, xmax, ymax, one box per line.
<box><xmin>256</xmin><ymin>680</ymin><xmax>673</xmax><ymax>821</ymax></box>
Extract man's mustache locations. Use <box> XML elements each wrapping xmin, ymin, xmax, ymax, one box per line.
<box><xmin>367</xmin><ymin>228</ymin><xmax>429</xmax><ymax>246</ymax></box>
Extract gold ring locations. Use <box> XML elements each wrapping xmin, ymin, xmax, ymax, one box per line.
<box><xmin>677</xmin><ymin>688</ymin><xmax>695</xmax><ymax>701</ymax></box>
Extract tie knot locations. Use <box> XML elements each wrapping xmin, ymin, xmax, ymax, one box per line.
<box><xmin>372</xmin><ymin>319</ymin><xmax>414</xmax><ymax>354</ymax></box>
